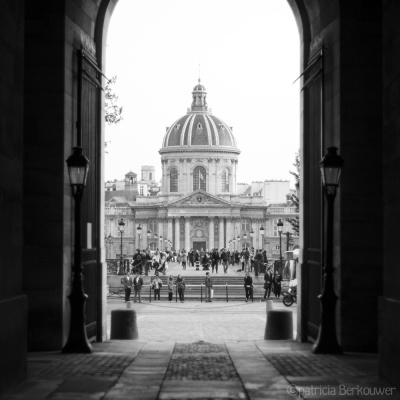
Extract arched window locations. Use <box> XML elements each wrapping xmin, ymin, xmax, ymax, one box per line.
<box><xmin>149</xmin><ymin>172</ymin><xmax>152</xmax><ymax>181</ymax></box>
<box><xmin>222</xmin><ymin>169</ymin><xmax>229</xmax><ymax>192</ymax></box>
<box><xmin>170</xmin><ymin>168</ymin><xmax>178</xmax><ymax>192</ymax></box>
<box><xmin>193</xmin><ymin>166</ymin><xmax>206</xmax><ymax>191</ymax></box>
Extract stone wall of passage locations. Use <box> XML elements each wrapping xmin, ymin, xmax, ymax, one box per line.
<box><xmin>0</xmin><ymin>0</ymin><xmax>27</xmax><ymax>394</ymax></box>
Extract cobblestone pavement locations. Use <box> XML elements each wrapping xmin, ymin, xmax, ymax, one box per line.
<box><xmin>1</xmin><ymin>302</ymin><xmax>399</xmax><ymax>400</ymax></box>
<box><xmin>107</xmin><ymin>299</ymin><xmax>297</xmax><ymax>342</ymax></box>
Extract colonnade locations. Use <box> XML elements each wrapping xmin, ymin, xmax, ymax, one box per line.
<box><xmin>126</xmin><ymin>216</ymin><xmax>268</xmax><ymax>251</ymax></box>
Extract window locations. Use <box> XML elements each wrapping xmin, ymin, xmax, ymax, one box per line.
<box><xmin>241</xmin><ymin>219</ymin><xmax>250</xmax><ymax>232</ymax></box>
<box><xmin>193</xmin><ymin>166</ymin><xmax>206</xmax><ymax>191</ymax></box>
<box><xmin>149</xmin><ymin>172</ymin><xmax>152</xmax><ymax>181</ymax></box>
<box><xmin>140</xmin><ymin>186</ymin><xmax>143</xmax><ymax>195</ymax></box>
<box><xmin>222</xmin><ymin>169</ymin><xmax>229</xmax><ymax>192</ymax></box>
<box><xmin>149</xmin><ymin>220</ymin><xmax>158</xmax><ymax>233</ymax></box>
<box><xmin>170</xmin><ymin>168</ymin><xmax>178</xmax><ymax>192</ymax></box>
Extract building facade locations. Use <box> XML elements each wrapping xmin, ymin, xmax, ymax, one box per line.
<box><xmin>105</xmin><ymin>81</ymin><xmax>298</xmax><ymax>258</ymax></box>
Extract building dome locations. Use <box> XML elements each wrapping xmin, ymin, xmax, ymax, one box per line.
<box><xmin>161</xmin><ymin>80</ymin><xmax>238</xmax><ymax>150</ymax></box>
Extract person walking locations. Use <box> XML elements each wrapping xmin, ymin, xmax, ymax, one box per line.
<box><xmin>254</xmin><ymin>249</ymin><xmax>263</xmax><ymax>277</ymax></box>
<box><xmin>181</xmin><ymin>249</ymin><xmax>187</xmax><ymax>270</ymax></box>
<box><xmin>204</xmin><ymin>272</ymin><xmax>213</xmax><ymax>302</ymax></box>
<box><xmin>211</xmin><ymin>248</ymin><xmax>219</xmax><ymax>273</ymax></box>
<box><xmin>221</xmin><ymin>248</ymin><xmax>229</xmax><ymax>273</ymax></box>
<box><xmin>176</xmin><ymin>274</ymin><xmax>186</xmax><ymax>303</ymax></box>
<box><xmin>244</xmin><ymin>272</ymin><xmax>253</xmax><ymax>302</ymax></box>
<box><xmin>188</xmin><ymin>249</ymin><xmax>194</xmax><ymax>267</ymax></box>
<box><xmin>167</xmin><ymin>275</ymin><xmax>175</xmax><ymax>302</ymax></box>
<box><xmin>273</xmin><ymin>270</ymin><xmax>282</xmax><ymax>298</ymax></box>
<box><xmin>133</xmin><ymin>272</ymin><xmax>144</xmax><ymax>303</ymax></box>
<box><xmin>122</xmin><ymin>270</ymin><xmax>133</xmax><ymax>302</ymax></box>
<box><xmin>145</xmin><ymin>251</ymin><xmax>152</xmax><ymax>276</ymax></box>
<box><xmin>152</xmin><ymin>273</ymin><xmax>163</xmax><ymax>302</ymax></box>
<box><xmin>243</xmin><ymin>247</ymin><xmax>250</xmax><ymax>272</ymax></box>
<box><xmin>260</xmin><ymin>267</ymin><xmax>273</xmax><ymax>301</ymax></box>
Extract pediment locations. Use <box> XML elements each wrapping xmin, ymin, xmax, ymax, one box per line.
<box><xmin>168</xmin><ymin>190</ymin><xmax>231</xmax><ymax>207</ymax></box>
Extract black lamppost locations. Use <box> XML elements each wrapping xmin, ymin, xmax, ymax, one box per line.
<box><xmin>137</xmin><ymin>223</ymin><xmax>142</xmax><ymax>250</ymax></box>
<box><xmin>63</xmin><ymin>146</ymin><xmax>91</xmax><ymax>354</ymax></box>
<box><xmin>118</xmin><ymin>219</ymin><xmax>125</xmax><ymax>275</ymax></box>
<box><xmin>250</xmin><ymin>228</ymin><xmax>254</xmax><ymax>250</ymax></box>
<box><xmin>159</xmin><ymin>235</ymin><xmax>163</xmax><ymax>250</ymax></box>
<box><xmin>260</xmin><ymin>225</ymin><xmax>265</xmax><ymax>250</ymax></box>
<box><xmin>313</xmin><ymin>146</ymin><xmax>344</xmax><ymax>354</ymax></box>
<box><xmin>277</xmin><ymin>219</ymin><xmax>283</xmax><ymax>270</ymax></box>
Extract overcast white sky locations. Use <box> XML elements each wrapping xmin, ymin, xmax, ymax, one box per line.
<box><xmin>105</xmin><ymin>0</ymin><xmax>300</xmax><ymax>186</ymax></box>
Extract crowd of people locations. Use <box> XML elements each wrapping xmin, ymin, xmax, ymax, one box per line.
<box><xmin>121</xmin><ymin>247</ymin><xmax>284</xmax><ymax>304</ymax></box>
<box><xmin>125</xmin><ymin>247</ymin><xmax>270</xmax><ymax>277</ymax></box>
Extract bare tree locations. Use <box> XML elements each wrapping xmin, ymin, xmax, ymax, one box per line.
<box><xmin>289</xmin><ymin>151</ymin><xmax>299</xmax><ymax>237</ymax></box>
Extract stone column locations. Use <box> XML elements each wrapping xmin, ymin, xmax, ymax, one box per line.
<box><xmin>142</xmin><ymin>220</ymin><xmax>148</xmax><ymax>250</ymax></box>
<box><xmin>226</xmin><ymin>218</ymin><xmax>232</xmax><ymax>246</ymax></box>
<box><xmin>174</xmin><ymin>218</ymin><xmax>180</xmax><ymax>251</ymax></box>
<box><xmin>209</xmin><ymin>217</ymin><xmax>215</xmax><ymax>250</ymax></box>
<box><xmin>185</xmin><ymin>217</ymin><xmax>191</xmax><ymax>250</ymax></box>
<box><xmin>167</xmin><ymin>217</ymin><xmax>173</xmax><ymax>244</ymax></box>
<box><xmin>158</xmin><ymin>218</ymin><xmax>164</xmax><ymax>250</ymax></box>
<box><xmin>219</xmin><ymin>218</ymin><xmax>224</xmax><ymax>249</ymax></box>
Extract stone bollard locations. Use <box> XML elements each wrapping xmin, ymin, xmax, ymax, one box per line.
<box><xmin>110</xmin><ymin>309</ymin><xmax>139</xmax><ymax>340</ymax></box>
<box><xmin>265</xmin><ymin>309</ymin><xmax>293</xmax><ymax>340</ymax></box>
<box><xmin>126</xmin><ymin>301</ymin><xmax>133</xmax><ymax>309</ymax></box>
<box><xmin>266</xmin><ymin>300</ymin><xmax>274</xmax><ymax>312</ymax></box>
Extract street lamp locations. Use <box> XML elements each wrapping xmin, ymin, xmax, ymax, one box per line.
<box><xmin>136</xmin><ymin>223</ymin><xmax>142</xmax><ymax>249</ymax></box>
<box><xmin>260</xmin><ymin>225</ymin><xmax>265</xmax><ymax>251</ymax></box>
<box><xmin>63</xmin><ymin>146</ymin><xmax>91</xmax><ymax>354</ymax></box>
<box><xmin>277</xmin><ymin>219</ymin><xmax>283</xmax><ymax>265</ymax></box>
<box><xmin>118</xmin><ymin>219</ymin><xmax>125</xmax><ymax>275</ymax></box>
<box><xmin>159</xmin><ymin>235</ymin><xmax>163</xmax><ymax>250</ymax></box>
<box><xmin>313</xmin><ymin>146</ymin><xmax>344</xmax><ymax>354</ymax></box>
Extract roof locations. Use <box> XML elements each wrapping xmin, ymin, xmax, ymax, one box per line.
<box><xmin>161</xmin><ymin>81</ymin><xmax>237</xmax><ymax>149</ymax></box>
<box><xmin>105</xmin><ymin>190</ymin><xmax>138</xmax><ymax>202</ymax></box>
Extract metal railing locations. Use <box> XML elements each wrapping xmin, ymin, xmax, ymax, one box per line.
<box><xmin>110</xmin><ymin>283</ymin><xmax>257</xmax><ymax>303</ymax></box>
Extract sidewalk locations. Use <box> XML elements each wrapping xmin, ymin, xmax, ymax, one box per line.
<box><xmin>2</xmin><ymin>339</ymin><xmax>399</xmax><ymax>400</ymax></box>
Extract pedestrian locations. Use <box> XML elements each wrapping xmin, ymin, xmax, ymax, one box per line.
<box><xmin>254</xmin><ymin>249</ymin><xmax>263</xmax><ymax>277</ymax></box>
<box><xmin>122</xmin><ymin>270</ymin><xmax>133</xmax><ymax>302</ymax></box>
<box><xmin>243</xmin><ymin>247</ymin><xmax>250</xmax><ymax>272</ymax></box>
<box><xmin>133</xmin><ymin>272</ymin><xmax>143</xmax><ymax>303</ymax></box>
<box><xmin>176</xmin><ymin>274</ymin><xmax>186</xmax><ymax>302</ymax></box>
<box><xmin>260</xmin><ymin>267</ymin><xmax>273</xmax><ymax>301</ymax></box>
<box><xmin>244</xmin><ymin>272</ymin><xmax>253</xmax><ymax>302</ymax></box>
<box><xmin>152</xmin><ymin>273</ymin><xmax>163</xmax><ymax>302</ymax></box>
<box><xmin>221</xmin><ymin>248</ymin><xmax>229</xmax><ymax>273</ymax></box>
<box><xmin>204</xmin><ymin>272</ymin><xmax>213</xmax><ymax>302</ymax></box>
<box><xmin>167</xmin><ymin>275</ymin><xmax>175</xmax><ymax>302</ymax></box>
<box><xmin>177</xmin><ymin>250</ymin><xmax>182</xmax><ymax>265</ymax></box>
<box><xmin>211</xmin><ymin>248</ymin><xmax>219</xmax><ymax>273</ymax></box>
<box><xmin>188</xmin><ymin>248</ymin><xmax>194</xmax><ymax>267</ymax></box>
<box><xmin>273</xmin><ymin>271</ymin><xmax>282</xmax><ymax>298</ymax></box>
<box><xmin>145</xmin><ymin>250</ymin><xmax>152</xmax><ymax>276</ymax></box>
<box><xmin>181</xmin><ymin>249</ymin><xmax>187</xmax><ymax>270</ymax></box>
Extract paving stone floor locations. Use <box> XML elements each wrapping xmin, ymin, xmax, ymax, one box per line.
<box><xmin>1</xmin><ymin>300</ymin><xmax>399</xmax><ymax>400</ymax></box>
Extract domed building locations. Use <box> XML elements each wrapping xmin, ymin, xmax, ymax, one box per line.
<box><xmin>104</xmin><ymin>81</ymin><xmax>298</xmax><ymax>256</ymax></box>
<box><xmin>160</xmin><ymin>80</ymin><xmax>239</xmax><ymax>196</ymax></box>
